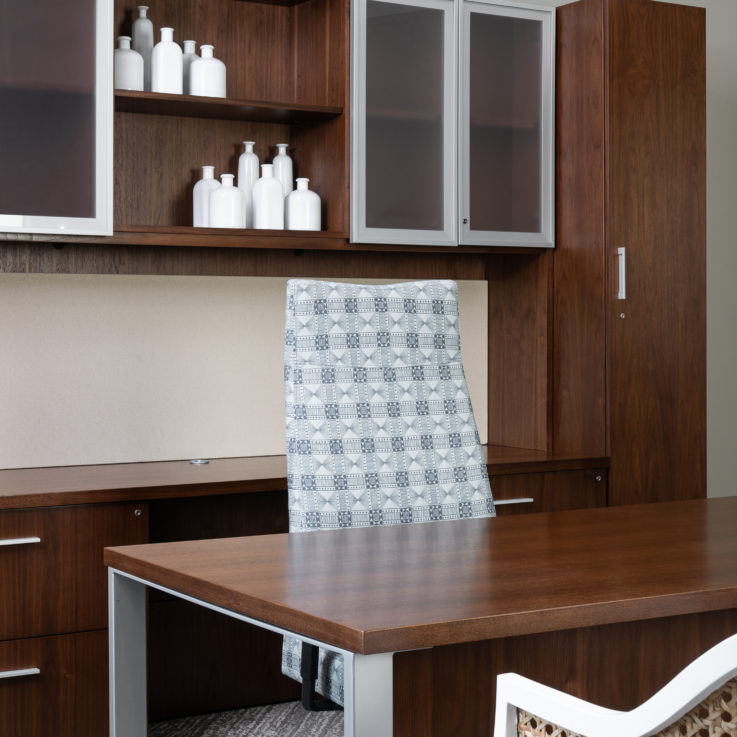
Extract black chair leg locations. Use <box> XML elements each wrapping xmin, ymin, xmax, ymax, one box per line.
<box><xmin>300</xmin><ymin>642</ymin><xmax>342</xmax><ymax>711</ymax></box>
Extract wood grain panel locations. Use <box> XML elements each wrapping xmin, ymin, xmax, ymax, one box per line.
<box><xmin>393</xmin><ymin>609</ymin><xmax>737</xmax><ymax>737</ymax></box>
<box><xmin>105</xmin><ymin>498</ymin><xmax>737</xmax><ymax>656</ymax></box>
<box><xmin>606</xmin><ymin>0</ymin><xmax>706</xmax><ymax>504</ymax></box>
<box><xmin>0</xmin><ymin>503</ymin><xmax>148</xmax><ymax>640</ymax></box>
<box><xmin>487</xmin><ymin>253</ymin><xmax>551</xmax><ymax>450</ymax></box>
<box><xmin>0</xmin><ymin>630</ymin><xmax>108</xmax><ymax>737</ymax></box>
<box><xmin>552</xmin><ymin>0</ymin><xmax>607</xmax><ymax>456</ymax></box>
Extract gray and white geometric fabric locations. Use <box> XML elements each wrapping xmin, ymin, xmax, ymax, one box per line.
<box><xmin>281</xmin><ymin>279</ymin><xmax>495</xmax><ymax>705</ymax></box>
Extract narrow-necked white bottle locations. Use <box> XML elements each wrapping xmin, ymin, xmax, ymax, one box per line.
<box><xmin>286</xmin><ymin>178</ymin><xmax>321</xmax><ymax>231</ymax></box>
<box><xmin>189</xmin><ymin>44</ymin><xmax>226</xmax><ymax>98</ymax></box>
<box><xmin>252</xmin><ymin>164</ymin><xmax>284</xmax><ymax>229</ymax></box>
<box><xmin>193</xmin><ymin>166</ymin><xmax>220</xmax><ymax>227</ymax></box>
<box><xmin>114</xmin><ymin>36</ymin><xmax>144</xmax><ymax>91</ymax></box>
<box><xmin>182</xmin><ymin>40</ymin><xmax>198</xmax><ymax>94</ymax></box>
<box><xmin>237</xmin><ymin>141</ymin><xmax>259</xmax><ymax>228</ymax></box>
<box><xmin>132</xmin><ymin>5</ymin><xmax>154</xmax><ymax>91</ymax></box>
<box><xmin>152</xmin><ymin>27</ymin><xmax>183</xmax><ymax>94</ymax></box>
<box><xmin>209</xmin><ymin>174</ymin><xmax>245</xmax><ymax>228</ymax></box>
<box><xmin>272</xmin><ymin>143</ymin><xmax>293</xmax><ymax>198</ymax></box>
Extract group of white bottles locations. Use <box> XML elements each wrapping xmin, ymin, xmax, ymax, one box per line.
<box><xmin>193</xmin><ymin>142</ymin><xmax>321</xmax><ymax>231</ymax></box>
<box><xmin>114</xmin><ymin>6</ymin><xmax>226</xmax><ymax>97</ymax></box>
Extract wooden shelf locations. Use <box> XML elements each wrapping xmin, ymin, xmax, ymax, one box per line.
<box><xmin>114</xmin><ymin>90</ymin><xmax>343</xmax><ymax>124</ymax></box>
<box><xmin>0</xmin><ymin>447</ymin><xmax>609</xmax><ymax>510</ymax></box>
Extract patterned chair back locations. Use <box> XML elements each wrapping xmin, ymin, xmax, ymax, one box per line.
<box><xmin>282</xmin><ymin>278</ymin><xmax>495</xmax><ymax>705</ymax></box>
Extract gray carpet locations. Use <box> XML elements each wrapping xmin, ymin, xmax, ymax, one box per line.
<box><xmin>148</xmin><ymin>701</ymin><xmax>343</xmax><ymax>737</ymax></box>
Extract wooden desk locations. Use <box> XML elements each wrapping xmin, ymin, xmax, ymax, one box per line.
<box><xmin>105</xmin><ymin>498</ymin><xmax>737</xmax><ymax>737</ymax></box>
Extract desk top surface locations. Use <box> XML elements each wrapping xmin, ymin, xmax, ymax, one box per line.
<box><xmin>105</xmin><ymin>497</ymin><xmax>737</xmax><ymax>654</ymax></box>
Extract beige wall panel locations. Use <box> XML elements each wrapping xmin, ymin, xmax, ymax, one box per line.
<box><xmin>0</xmin><ymin>275</ymin><xmax>487</xmax><ymax>469</ymax></box>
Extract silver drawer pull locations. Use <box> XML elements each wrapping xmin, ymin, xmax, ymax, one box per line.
<box><xmin>495</xmin><ymin>497</ymin><xmax>535</xmax><ymax>506</ymax></box>
<box><xmin>0</xmin><ymin>537</ymin><xmax>41</xmax><ymax>547</ymax></box>
<box><xmin>0</xmin><ymin>667</ymin><xmax>41</xmax><ymax>679</ymax></box>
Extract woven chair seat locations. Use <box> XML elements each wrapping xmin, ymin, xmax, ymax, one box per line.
<box><xmin>517</xmin><ymin>677</ymin><xmax>737</xmax><ymax>737</ymax></box>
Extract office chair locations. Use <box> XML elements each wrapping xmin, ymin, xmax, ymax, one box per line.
<box><xmin>282</xmin><ymin>278</ymin><xmax>495</xmax><ymax>708</ymax></box>
<box><xmin>494</xmin><ymin>633</ymin><xmax>737</xmax><ymax>737</ymax></box>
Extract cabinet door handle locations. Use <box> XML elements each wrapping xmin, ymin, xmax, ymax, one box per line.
<box><xmin>494</xmin><ymin>497</ymin><xmax>535</xmax><ymax>506</ymax></box>
<box><xmin>617</xmin><ymin>247</ymin><xmax>626</xmax><ymax>300</ymax></box>
<box><xmin>0</xmin><ymin>537</ymin><xmax>41</xmax><ymax>547</ymax></box>
<box><xmin>0</xmin><ymin>667</ymin><xmax>41</xmax><ymax>679</ymax></box>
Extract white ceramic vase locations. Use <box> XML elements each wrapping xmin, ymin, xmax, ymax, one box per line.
<box><xmin>286</xmin><ymin>178</ymin><xmax>321</xmax><ymax>231</ymax></box>
<box><xmin>114</xmin><ymin>36</ymin><xmax>143</xmax><ymax>91</ymax></box>
<box><xmin>252</xmin><ymin>164</ymin><xmax>284</xmax><ymax>229</ymax></box>
<box><xmin>272</xmin><ymin>143</ymin><xmax>293</xmax><ymax>198</ymax></box>
<box><xmin>131</xmin><ymin>5</ymin><xmax>154</xmax><ymax>91</ymax></box>
<box><xmin>237</xmin><ymin>141</ymin><xmax>259</xmax><ymax>228</ymax></box>
<box><xmin>182</xmin><ymin>40</ymin><xmax>198</xmax><ymax>94</ymax></box>
<box><xmin>189</xmin><ymin>45</ymin><xmax>226</xmax><ymax>98</ymax></box>
<box><xmin>151</xmin><ymin>27</ymin><xmax>183</xmax><ymax>94</ymax></box>
<box><xmin>193</xmin><ymin>166</ymin><xmax>220</xmax><ymax>227</ymax></box>
<box><xmin>209</xmin><ymin>174</ymin><xmax>245</xmax><ymax>228</ymax></box>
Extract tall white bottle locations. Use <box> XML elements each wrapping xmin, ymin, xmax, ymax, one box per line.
<box><xmin>151</xmin><ymin>28</ymin><xmax>183</xmax><ymax>94</ymax></box>
<box><xmin>209</xmin><ymin>174</ymin><xmax>246</xmax><ymax>228</ymax></box>
<box><xmin>272</xmin><ymin>143</ymin><xmax>293</xmax><ymax>198</ymax></box>
<box><xmin>252</xmin><ymin>164</ymin><xmax>284</xmax><ymax>229</ymax></box>
<box><xmin>114</xmin><ymin>36</ymin><xmax>144</xmax><ymax>91</ymax></box>
<box><xmin>189</xmin><ymin>45</ymin><xmax>226</xmax><ymax>98</ymax></box>
<box><xmin>193</xmin><ymin>166</ymin><xmax>220</xmax><ymax>227</ymax></box>
<box><xmin>286</xmin><ymin>178</ymin><xmax>321</xmax><ymax>231</ymax></box>
<box><xmin>131</xmin><ymin>6</ymin><xmax>154</xmax><ymax>91</ymax></box>
<box><xmin>237</xmin><ymin>141</ymin><xmax>259</xmax><ymax>228</ymax></box>
<box><xmin>182</xmin><ymin>40</ymin><xmax>198</xmax><ymax>94</ymax></box>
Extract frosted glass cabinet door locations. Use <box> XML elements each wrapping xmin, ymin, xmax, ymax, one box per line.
<box><xmin>351</xmin><ymin>0</ymin><xmax>456</xmax><ymax>245</ymax></box>
<box><xmin>460</xmin><ymin>2</ymin><xmax>554</xmax><ymax>247</ymax></box>
<box><xmin>0</xmin><ymin>0</ymin><xmax>112</xmax><ymax>236</ymax></box>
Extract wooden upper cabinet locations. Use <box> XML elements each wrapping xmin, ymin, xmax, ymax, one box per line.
<box><xmin>554</xmin><ymin>0</ymin><xmax>706</xmax><ymax>504</ymax></box>
<box><xmin>112</xmin><ymin>0</ymin><xmax>349</xmax><ymax>237</ymax></box>
<box><xmin>350</xmin><ymin>0</ymin><xmax>554</xmax><ymax>247</ymax></box>
<box><xmin>0</xmin><ymin>0</ymin><xmax>113</xmax><ymax>236</ymax></box>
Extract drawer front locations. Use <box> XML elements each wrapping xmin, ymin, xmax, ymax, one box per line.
<box><xmin>0</xmin><ymin>502</ymin><xmax>148</xmax><ymax>640</ymax></box>
<box><xmin>491</xmin><ymin>470</ymin><xmax>607</xmax><ymax>516</ymax></box>
<box><xmin>0</xmin><ymin>630</ymin><xmax>107</xmax><ymax>737</ymax></box>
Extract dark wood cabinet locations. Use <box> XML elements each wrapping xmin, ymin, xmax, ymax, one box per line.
<box><xmin>553</xmin><ymin>0</ymin><xmax>706</xmax><ymax>505</ymax></box>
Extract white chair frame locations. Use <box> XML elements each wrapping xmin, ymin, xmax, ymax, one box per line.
<box><xmin>494</xmin><ymin>633</ymin><xmax>737</xmax><ymax>737</ymax></box>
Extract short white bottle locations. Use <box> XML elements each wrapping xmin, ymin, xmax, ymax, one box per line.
<box><xmin>237</xmin><ymin>141</ymin><xmax>259</xmax><ymax>228</ymax></box>
<box><xmin>151</xmin><ymin>27</ymin><xmax>183</xmax><ymax>94</ymax></box>
<box><xmin>189</xmin><ymin>44</ymin><xmax>226</xmax><ymax>98</ymax></box>
<box><xmin>286</xmin><ymin>178</ymin><xmax>321</xmax><ymax>231</ymax></box>
<box><xmin>114</xmin><ymin>36</ymin><xmax>143</xmax><ymax>91</ymax></box>
<box><xmin>252</xmin><ymin>164</ymin><xmax>284</xmax><ymax>229</ymax></box>
<box><xmin>182</xmin><ymin>40</ymin><xmax>198</xmax><ymax>94</ymax></box>
<box><xmin>193</xmin><ymin>166</ymin><xmax>220</xmax><ymax>227</ymax></box>
<box><xmin>272</xmin><ymin>143</ymin><xmax>293</xmax><ymax>198</ymax></box>
<box><xmin>209</xmin><ymin>174</ymin><xmax>245</xmax><ymax>228</ymax></box>
<box><xmin>132</xmin><ymin>5</ymin><xmax>154</xmax><ymax>91</ymax></box>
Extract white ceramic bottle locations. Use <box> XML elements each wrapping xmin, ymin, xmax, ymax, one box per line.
<box><xmin>272</xmin><ymin>143</ymin><xmax>293</xmax><ymax>198</ymax></box>
<box><xmin>114</xmin><ymin>36</ymin><xmax>144</xmax><ymax>91</ymax></box>
<box><xmin>182</xmin><ymin>40</ymin><xmax>198</xmax><ymax>94</ymax></box>
<box><xmin>151</xmin><ymin>27</ymin><xmax>183</xmax><ymax>94</ymax></box>
<box><xmin>237</xmin><ymin>141</ymin><xmax>259</xmax><ymax>228</ymax></box>
<box><xmin>252</xmin><ymin>164</ymin><xmax>284</xmax><ymax>229</ymax></box>
<box><xmin>189</xmin><ymin>45</ymin><xmax>226</xmax><ymax>98</ymax></box>
<box><xmin>209</xmin><ymin>174</ymin><xmax>245</xmax><ymax>228</ymax></box>
<box><xmin>286</xmin><ymin>178</ymin><xmax>321</xmax><ymax>231</ymax></box>
<box><xmin>193</xmin><ymin>166</ymin><xmax>220</xmax><ymax>227</ymax></box>
<box><xmin>131</xmin><ymin>5</ymin><xmax>154</xmax><ymax>91</ymax></box>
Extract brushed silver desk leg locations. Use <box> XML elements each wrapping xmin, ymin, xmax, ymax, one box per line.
<box><xmin>344</xmin><ymin>652</ymin><xmax>394</xmax><ymax>737</ymax></box>
<box><xmin>109</xmin><ymin>569</ymin><xmax>147</xmax><ymax>737</ymax></box>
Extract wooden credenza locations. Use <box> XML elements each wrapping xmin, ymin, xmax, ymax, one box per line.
<box><xmin>0</xmin><ymin>449</ymin><xmax>605</xmax><ymax>736</ymax></box>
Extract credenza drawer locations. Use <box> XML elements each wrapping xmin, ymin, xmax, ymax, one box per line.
<box><xmin>0</xmin><ymin>629</ymin><xmax>107</xmax><ymax>737</ymax></box>
<box><xmin>0</xmin><ymin>503</ymin><xmax>148</xmax><ymax>640</ymax></box>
